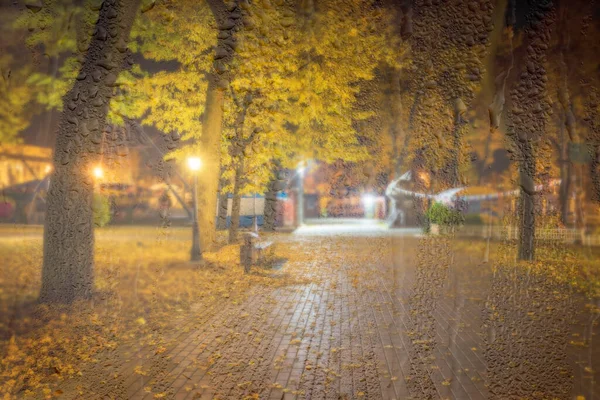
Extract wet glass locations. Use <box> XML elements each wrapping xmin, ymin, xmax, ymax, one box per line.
<box><xmin>0</xmin><ymin>0</ymin><xmax>598</xmax><ymax>399</ymax></box>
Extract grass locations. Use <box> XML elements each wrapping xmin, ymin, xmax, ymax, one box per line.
<box><xmin>453</xmin><ymin>237</ymin><xmax>600</xmax><ymax>299</ymax></box>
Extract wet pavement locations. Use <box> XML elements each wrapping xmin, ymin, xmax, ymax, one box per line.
<box><xmin>58</xmin><ymin>233</ymin><xmax>598</xmax><ymax>400</ymax></box>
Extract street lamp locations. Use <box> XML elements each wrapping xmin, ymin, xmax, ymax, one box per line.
<box><xmin>187</xmin><ymin>156</ymin><xmax>202</xmax><ymax>262</ymax></box>
<box><xmin>362</xmin><ymin>193</ymin><xmax>376</xmax><ymax>219</ymax></box>
<box><xmin>92</xmin><ymin>166</ymin><xmax>104</xmax><ymax>180</ymax></box>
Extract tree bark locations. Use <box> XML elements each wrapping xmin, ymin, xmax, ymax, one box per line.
<box><xmin>388</xmin><ymin>67</ymin><xmax>404</xmax><ymax>178</ymax></box>
<box><xmin>591</xmin><ymin>144</ymin><xmax>600</xmax><ymax>204</ymax></box>
<box><xmin>559</xmin><ymin>153</ymin><xmax>571</xmax><ymax>227</ymax></box>
<box><xmin>37</xmin><ymin>56</ymin><xmax>60</xmax><ymax>147</ymax></box>
<box><xmin>556</xmin><ymin>3</ymin><xmax>579</xmax><ymax>228</ymax></box>
<box><xmin>228</xmin><ymin>157</ymin><xmax>244</xmax><ymax>244</ymax></box>
<box><xmin>396</xmin><ymin>93</ymin><xmax>421</xmax><ymax>172</ymax></box>
<box><xmin>518</xmin><ymin>142</ymin><xmax>536</xmax><ymax>261</ymax></box>
<box><xmin>198</xmin><ymin>0</ymin><xmax>246</xmax><ymax>251</ymax></box>
<box><xmin>447</xmin><ymin>113</ymin><xmax>466</xmax><ymax>187</ymax></box>
<box><xmin>216</xmin><ymin>167</ymin><xmax>229</xmax><ymax>230</ymax></box>
<box><xmin>480</xmin><ymin>0</ymin><xmax>512</xmax><ymax>184</ymax></box>
<box><xmin>507</xmin><ymin>1</ymin><xmax>555</xmax><ymax>261</ymax></box>
<box><xmin>39</xmin><ymin>0</ymin><xmax>140</xmax><ymax>304</ymax></box>
<box><xmin>263</xmin><ymin>172</ymin><xmax>278</xmax><ymax>231</ymax></box>
<box><xmin>217</xmin><ymin>189</ymin><xmax>228</xmax><ymax>230</ymax></box>
<box><xmin>198</xmin><ymin>77</ymin><xmax>225</xmax><ymax>250</ymax></box>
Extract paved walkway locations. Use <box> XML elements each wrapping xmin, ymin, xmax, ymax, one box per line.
<box><xmin>62</xmin><ymin>235</ymin><xmax>599</xmax><ymax>399</ymax></box>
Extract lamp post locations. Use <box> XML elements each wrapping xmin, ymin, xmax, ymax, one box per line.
<box><xmin>187</xmin><ymin>156</ymin><xmax>202</xmax><ymax>262</ymax></box>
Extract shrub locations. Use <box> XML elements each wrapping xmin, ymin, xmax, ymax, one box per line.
<box><xmin>93</xmin><ymin>194</ymin><xmax>111</xmax><ymax>227</ymax></box>
<box><xmin>426</xmin><ymin>202</ymin><xmax>463</xmax><ymax>226</ymax></box>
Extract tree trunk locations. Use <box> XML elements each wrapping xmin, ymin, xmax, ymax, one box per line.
<box><xmin>559</xmin><ymin>158</ymin><xmax>571</xmax><ymax>227</ymax></box>
<box><xmin>556</xmin><ymin>4</ymin><xmax>578</xmax><ymax>228</ymax></box>
<box><xmin>228</xmin><ymin>157</ymin><xmax>244</xmax><ymax>244</ymax></box>
<box><xmin>198</xmin><ymin>0</ymin><xmax>246</xmax><ymax>251</ymax></box>
<box><xmin>217</xmin><ymin>190</ymin><xmax>228</xmax><ymax>230</ymax></box>
<box><xmin>507</xmin><ymin>0</ymin><xmax>554</xmax><ymax>261</ymax></box>
<box><xmin>518</xmin><ymin>142</ymin><xmax>536</xmax><ymax>261</ymax></box>
<box><xmin>216</xmin><ymin>168</ymin><xmax>229</xmax><ymax>230</ymax></box>
<box><xmin>37</xmin><ymin>56</ymin><xmax>60</xmax><ymax>147</ymax></box>
<box><xmin>558</xmin><ymin>120</ymin><xmax>571</xmax><ymax>227</ymax></box>
<box><xmin>396</xmin><ymin>93</ymin><xmax>421</xmax><ymax>172</ymax></box>
<box><xmin>263</xmin><ymin>175</ymin><xmax>278</xmax><ymax>231</ymax></box>
<box><xmin>39</xmin><ymin>0</ymin><xmax>140</xmax><ymax>304</ymax></box>
<box><xmin>388</xmin><ymin>67</ymin><xmax>403</xmax><ymax>177</ymax></box>
<box><xmin>198</xmin><ymin>77</ymin><xmax>225</xmax><ymax>251</ymax></box>
<box><xmin>591</xmin><ymin>145</ymin><xmax>600</xmax><ymax>204</ymax></box>
<box><xmin>480</xmin><ymin>5</ymin><xmax>513</xmax><ymax>185</ymax></box>
<box><xmin>448</xmin><ymin>113</ymin><xmax>465</xmax><ymax>187</ymax></box>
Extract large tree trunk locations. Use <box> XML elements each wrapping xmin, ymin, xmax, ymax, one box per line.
<box><xmin>507</xmin><ymin>1</ymin><xmax>554</xmax><ymax>261</ymax></box>
<box><xmin>198</xmin><ymin>77</ymin><xmax>225</xmax><ymax>250</ymax></box>
<box><xmin>198</xmin><ymin>0</ymin><xmax>246</xmax><ymax>251</ymax></box>
<box><xmin>228</xmin><ymin>158</ymin><xmax>244</xmax><ymax>244</ymax></box>
<box><xmin>518</xmin><ymin>142</ymin><xmax>536</xmax><ymax>261</ymax></box>
<box><xmin>39</xmin><ymin>0</ymin><xmax>140</xmax><ymax>304</ymax></box>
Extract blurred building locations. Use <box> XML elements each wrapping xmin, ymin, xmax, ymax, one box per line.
<box><xmin>0</xmin><ymin>144</ymin><xmax>52</xmax><ymax>189</ymax></box>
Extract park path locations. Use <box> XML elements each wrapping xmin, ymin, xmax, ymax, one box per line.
<box><xmin>61</xmin><ymin>234</ymin><xmax>599</xmax><ymax>400</ymax></box>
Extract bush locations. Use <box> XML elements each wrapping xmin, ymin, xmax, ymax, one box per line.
<box><xmin>93</xmin><ymin>194</ymin><xmax>111</xmax><ymax>227</ymax></box>
<box><xmin>425</xmin><ymin>202</ymin><xmax>463</xmax><ymax>226</ymax></box>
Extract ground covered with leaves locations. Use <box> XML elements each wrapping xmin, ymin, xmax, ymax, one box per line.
<box><xmin>1</xmin><ymin>227</ymin><xmax>599</xmax><ymax>399</ymax></box>
<box><xmin>0</xmin><ymin>226</ymin><xmax>309</xmax><ymax>398</ymax></box>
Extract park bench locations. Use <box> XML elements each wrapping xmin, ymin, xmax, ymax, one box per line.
<box><xmin>240</xmin><ymin>232</ymin><xmax>273</xmax><ymax>273</ymax></box>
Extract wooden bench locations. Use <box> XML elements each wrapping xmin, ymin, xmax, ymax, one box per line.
<box><xmin>240</xmin><ymin>232</ymin><xmax>273</xmax><ymax>273</ymax></box>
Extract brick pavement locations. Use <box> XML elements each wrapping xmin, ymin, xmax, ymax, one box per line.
<box><xmin>61</xmin><ymin>235</ymin><xmax>599</xmax><ymax>400</ymax></box>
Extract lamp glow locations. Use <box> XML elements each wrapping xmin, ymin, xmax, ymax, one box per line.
<box><xmin>92</xmin><ymin>166</ymin><xmax>104</xmax><ymax>179</ymax></box>
<box><xmin>187</xmin><ymin>156</ymin><xmax>202</xmax><ymax>172</ymax></box>
<box><xmin>362</xmin><ymin>194</ymin><xmax>376</xmax><ymax>219</ymax></box>
<box><xmin>362</xmin><ymin>194</ymin><xmax>375</xmax><ymax>207</ymax></box>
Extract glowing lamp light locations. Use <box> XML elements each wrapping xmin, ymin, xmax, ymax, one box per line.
<box><xmin>92</xmin><ymin>166</ymin><xmax>104</xmax><ymax>179</ymax></box>
<box><xmin>187</xmin><ymin>156</ymin><xmax>202</xmax><ymax>172</ymax></box>
<box><xmin>44</xmin><ymin>165</ymin><xmax>52</xmax><ymax>173</ymax></box>
<box><xmin>362</xmin><ymin>194</ymin><xmax>376</xmax><ymax>208</ymax></box>
<box><xmin>297</xmin><ymin>161</ymin><xmax>307</xmax><ymax>177</ymax></box>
